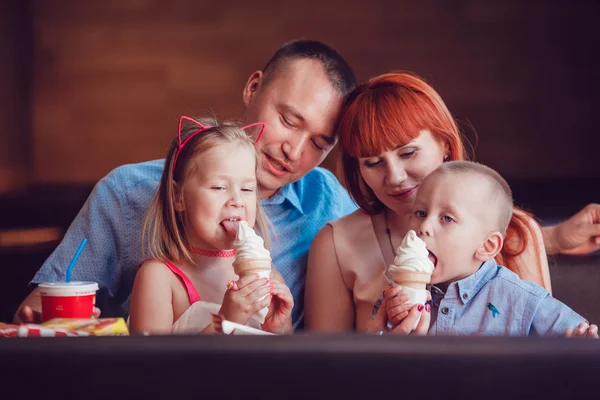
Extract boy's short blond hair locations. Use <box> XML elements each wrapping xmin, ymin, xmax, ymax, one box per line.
<box><xmin>435</xmin><ymin>160</ymin><xmax>513</xmax><ymax>234</ymax></box>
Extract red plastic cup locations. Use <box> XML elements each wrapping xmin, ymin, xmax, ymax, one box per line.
<box><xmin>38</xmin><ymin>282</ymin><xmax>99</xmax><ymax>322</ymax></box>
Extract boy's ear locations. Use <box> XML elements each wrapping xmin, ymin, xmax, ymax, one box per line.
<box><xmin>173</xmin><ymin>182</ymin><xmax>185</xmax><ymax>212</ymax></box>
<box><xmin>475</xmin><ymin>231</ymin><xmax>504</xmax><ymax>262</ymax></box>
<box><xmin>242</xmin><ymin>70</ymin><xmax>263</xmax><ymax>107</ymax></box>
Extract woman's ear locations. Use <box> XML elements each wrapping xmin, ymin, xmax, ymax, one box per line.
<box><xmin>242</xmin><ymin>70</ymin><xmax>263</xmax><ymax>107</ymax></box>
<box><xmin>173</xmin><ymin>182</ymin><xmax>185</xmax><ymax>212</ymax></box>
<box><xmin>443</xmin><ymin>141</ymin><xmax>451</xmax><ymax>161</ymax></box>
<box><xmin>475</xmin><ymin>231</ymin><xmax>504</xmax><ymax>262</ymax></box>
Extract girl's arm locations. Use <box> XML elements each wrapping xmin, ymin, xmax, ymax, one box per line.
<box><xmin>305</xmin><ymin>225</ymin><xmax>355</xmax><ymax>332</ymax></box>
<box><xmin>129</xmin><ymin>261</ymin><xmax>175</xmax><ymax>335</ymax></box>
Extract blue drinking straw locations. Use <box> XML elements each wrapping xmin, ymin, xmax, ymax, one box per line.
<box><xmin>65</xmin><ymin>238</ymin><xmax>88</xmax><ymax>283</ymax></box>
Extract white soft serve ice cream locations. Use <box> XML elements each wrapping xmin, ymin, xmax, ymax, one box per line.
<box><xmin>233</xmin><ymin>221</ymin><xmax>271</xmax><ymax>260</ymax></box>
<box><xmin>232</xmin><ymin>221</ymin><xmax>271</xmax><ymax>325</ymax></box>
<box><xmin>388</xmin><ymin>230</ymin><xmax>433</xmax><ymax>329</ymax></box>
<box><xmin>389</xmin><ymin>230</ymin><xmax>434</xmax><ymax>274</ymax></box>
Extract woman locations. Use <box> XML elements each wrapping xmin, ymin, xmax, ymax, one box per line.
<box><xmin>305</xmin><ymin>72</ymin><xmax>600</xmax><ymax>333</ymax></box>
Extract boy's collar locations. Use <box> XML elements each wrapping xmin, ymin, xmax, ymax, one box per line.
<box><xmin>431</xmin><ymin>259</ymin><xmax>500</xmax><ymax>306</ymax></box>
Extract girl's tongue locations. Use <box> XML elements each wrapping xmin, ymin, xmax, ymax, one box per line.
<box><xmin>221</xmin><ymin>220</ymin><xmax>240</xmax><ymax>238</ymax></box>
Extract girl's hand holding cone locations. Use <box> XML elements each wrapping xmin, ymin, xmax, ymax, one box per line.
<box><xmin>219</xmin><ymin>275</ymin><xmax>271</xmax><ymax>325</ymax></box>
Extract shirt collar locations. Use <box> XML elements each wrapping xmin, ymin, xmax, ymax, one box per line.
<box><xmin>431</xmin><ymin>259</ymin><xmax>500</xmax><ymax>306</ymax></box>
<box><xmin>261</xmin><ymin>183</ymin><xmax>304</xmax><ymax>214</ymax></box>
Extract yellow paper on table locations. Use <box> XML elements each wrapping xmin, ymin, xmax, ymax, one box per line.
<box><xmin>42</xmin><ymin>318</ymin><xmax>129</xmax><ymax>336</ymax></box>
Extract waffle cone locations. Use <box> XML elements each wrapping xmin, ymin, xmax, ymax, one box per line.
<box><xmin>232</xmin><ymin>258</ymin><xmax>272</xmax><ymax>276</ymax></box>
<box><xmin>389</xmin><ymin>270</ymin><xmax>431</xmax><ymax>290</ymax></box>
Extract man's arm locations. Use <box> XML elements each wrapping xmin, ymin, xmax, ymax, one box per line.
<box><xmin>540</xmin><ymin>203</ymin><xmax>600</xmax><ymax>256</ymax></box>
<box><xmin>13</xmin><ymin>288</ymin><xmax>42</xmax><ymax>324</ymax></box>
<box><xmin>14</xmin><ymin>167</ymin><xmax>133</xmax><ymax>323</ymax></box>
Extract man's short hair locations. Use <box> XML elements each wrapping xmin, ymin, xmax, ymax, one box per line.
<box><xmin>437</xmin><ymin>161</ymin><xmax>514</xmax><ymax>234</ymax></box>
<box><xmin>262</xmin><ymin>39</ymin><xmax>356</xmax><ymax>96</ymax></box>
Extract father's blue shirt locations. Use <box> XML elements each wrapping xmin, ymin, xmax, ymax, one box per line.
<box><xmin>31</xmin><ymin>160</ymin><xmax>358</xmax><ymax>329</ymax></box>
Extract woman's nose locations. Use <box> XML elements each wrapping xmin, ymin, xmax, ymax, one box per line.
<box><xmin>385</xmin><ymin>160</ymin><xmax>407</xmax><ymax>186</ymax></box>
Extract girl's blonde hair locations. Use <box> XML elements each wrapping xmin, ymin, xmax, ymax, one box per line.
<box><xmin>143</xmin><ymin>116</ymin><xmax>271</xmax><ymax>264</ymax></box>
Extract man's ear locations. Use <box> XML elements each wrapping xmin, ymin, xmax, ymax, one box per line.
<box><xmin>475</xmin><ymin>231</ymin><xmax>504</xmax><ymax>262</ymax></box>
<box><xmin>242</xmin><ymin>70</ymin><xmax>263</xmax><ymax>107</ymax></box>
<box><xmin>173</xmin><ymin>182</ymin><xmax>185</xmax><ymax>212</ymax></box>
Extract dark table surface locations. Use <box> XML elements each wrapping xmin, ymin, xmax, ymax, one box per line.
<box><xmin>1</xmin><ymin>334</ymin><xmax>599</xmax><ymax>399</ymax></box>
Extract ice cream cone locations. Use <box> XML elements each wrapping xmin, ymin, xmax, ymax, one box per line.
<box><xmin>389</xmin><ymin>270</ymin><xmax>431</xmax><ymax>290</ymax></box>
<box><xmin>232</xmin><ymin>258</ymin><xmax>272</xmax><ymax>277</ymax></box>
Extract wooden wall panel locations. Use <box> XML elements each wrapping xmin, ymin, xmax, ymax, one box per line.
<box><xmin>30</xmin><ymin>0</ymin><xmax>600</xmax><ymax>183</ymax></box>
<box><xmin>0</xmin><ymin>1</ymin><xmax>32</xmax><ymax>192</ymax></box>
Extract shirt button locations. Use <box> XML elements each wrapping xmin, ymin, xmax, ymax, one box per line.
<box><xmin>441</xmin><ymin>307</ymin><xmax>450</xmax><ymax>315</ymax></box>
<box><xmin>462</xmin><ymin>293</ymin><xmax>469</xmax><ymax>300</ymax></box>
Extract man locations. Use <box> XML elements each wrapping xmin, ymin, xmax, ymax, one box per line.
<box><xmin>15</xmin><ymin>40</ymin><xmax>359</xmax><ymax>329</ymax></box>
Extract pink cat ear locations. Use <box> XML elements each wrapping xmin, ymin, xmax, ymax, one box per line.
<box><xmin>242</xmin><ymin>122</ymin><xmax>266</xmax><ymax>143</ymax></box>
<box><xmin>177</xmin><ymin>116</ymin><xmax>207</xmax><ymax>148</ymax></box>
<box><xmin>173</xmin><ymin>116</ymin><xmax>211</xmax><ymax>174</ymax></box>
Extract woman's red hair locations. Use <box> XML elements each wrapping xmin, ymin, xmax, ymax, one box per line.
<box><xmin>336</xmin><ymin>72</ymin><xmax>546</xmax><ymax>286</ymax></box>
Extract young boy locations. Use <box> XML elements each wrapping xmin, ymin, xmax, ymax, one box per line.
<box><xmin>384</xmin><ymin>160</ymin><xmax>598</xmax><ymax>338</ymax></box>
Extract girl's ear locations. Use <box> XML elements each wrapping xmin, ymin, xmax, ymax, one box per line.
<box><xmin>475</xmin><ymin>231</ymin><xmax>503</xmax><ymax>262</ymax></box>
<box><xmin>173</xmin><ymin>182</ymin><xmax>185</xmax><ymax>212</ymax></box>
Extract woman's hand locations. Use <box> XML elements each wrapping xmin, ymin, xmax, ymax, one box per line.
<box><xmin>564</xmin><ymin>322</ymin><xmax>599</xmax><ymax>338</ymax></box>
<box><xmin>367</xmin><ymin>287</ymin><xmax>431</xmax><ymax>336</ymax></box>
<box><xmin>262</xmin><ymin>276</ymin><xmax>294</xmax><ymax>334</ymax></box>
<box><xmin>385</xmin><ymin>285</ymin><xmax>431</xmax><ymax>330</ymax></box>
<box><xmin>389</xmin><ymin>303</ymin><xmax>431</xmax><ymax>336</ymax></box>
<box><xmin>543</xmin><ymin>204</ymin><xmax>600</xmax><ymax>256</ymax></box>
<box><xmin>384</xmin><ymin>285</ymin><xmax>412</xmax><ymax>327</ymax></box>
<box><xmin>219</xmin><ymin>275</ymin><xmax>271</xmax><ymax>325</ymax></box>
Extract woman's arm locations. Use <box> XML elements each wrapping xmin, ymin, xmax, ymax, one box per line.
<box><xmin>305</xmin><ymin>225</ymin><xmax>355</xmax><ymax>332</ymax></box>
<box><xmin>128</xmin><ymin>261</ymin><xmax>175</xmax><ymax>335</ymax></box>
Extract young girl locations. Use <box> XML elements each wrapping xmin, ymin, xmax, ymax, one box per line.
<box><xmin>129</xmin><ymin>116</ymin><xmax>293</xmax><ymax>335</ymax></box>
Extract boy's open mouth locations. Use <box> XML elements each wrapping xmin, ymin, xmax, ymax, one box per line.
<box><xmin>428</xmin><ymin>250</ymin><xmax>438</xmax><ymax>268</ymax></box>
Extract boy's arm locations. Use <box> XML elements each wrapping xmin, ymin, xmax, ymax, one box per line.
<box><xmin>529</xmin><ymin>294</ymin><xmax>590</xmax><ymax>336</ymax></box>
<box><xmin>564</xmin><ymin>322</ymin><xmax>599</xmax><ymax>338</ymax></box>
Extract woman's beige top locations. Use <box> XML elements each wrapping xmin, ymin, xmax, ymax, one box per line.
<box><xmin>327</xmin><ymin>209</ymin><xmax>552</xmax><ymax>332</ymax></box>
<box><xmin>328</xmin><ymin>210</ymin><xmax>393</xmax><ymax>332</ymax></box>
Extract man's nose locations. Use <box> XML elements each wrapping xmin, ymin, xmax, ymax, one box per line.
<box><xmin>281</xmin><ymin>134</ymin><xmax>306</xmax><ymax>162</ymax></box>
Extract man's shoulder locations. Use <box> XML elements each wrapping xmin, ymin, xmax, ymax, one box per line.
<box><xmin>293</xmin><ymin>167</ymin><xmax>357</xmax><ymax>215</ymax></box>
<box><xmin>297</xmin><ymin>167</ymin><xmax>341</xmax><ymax>189</ymax></box>
<box><xmin>102</xmin><ymin>159</ymin><xmax>164</xmax><ymax>191</ymax></box>
<box><xmin>296</xmin><ymin>167</ymin><xmax>352</xmax><ymax>201</ymax></box>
